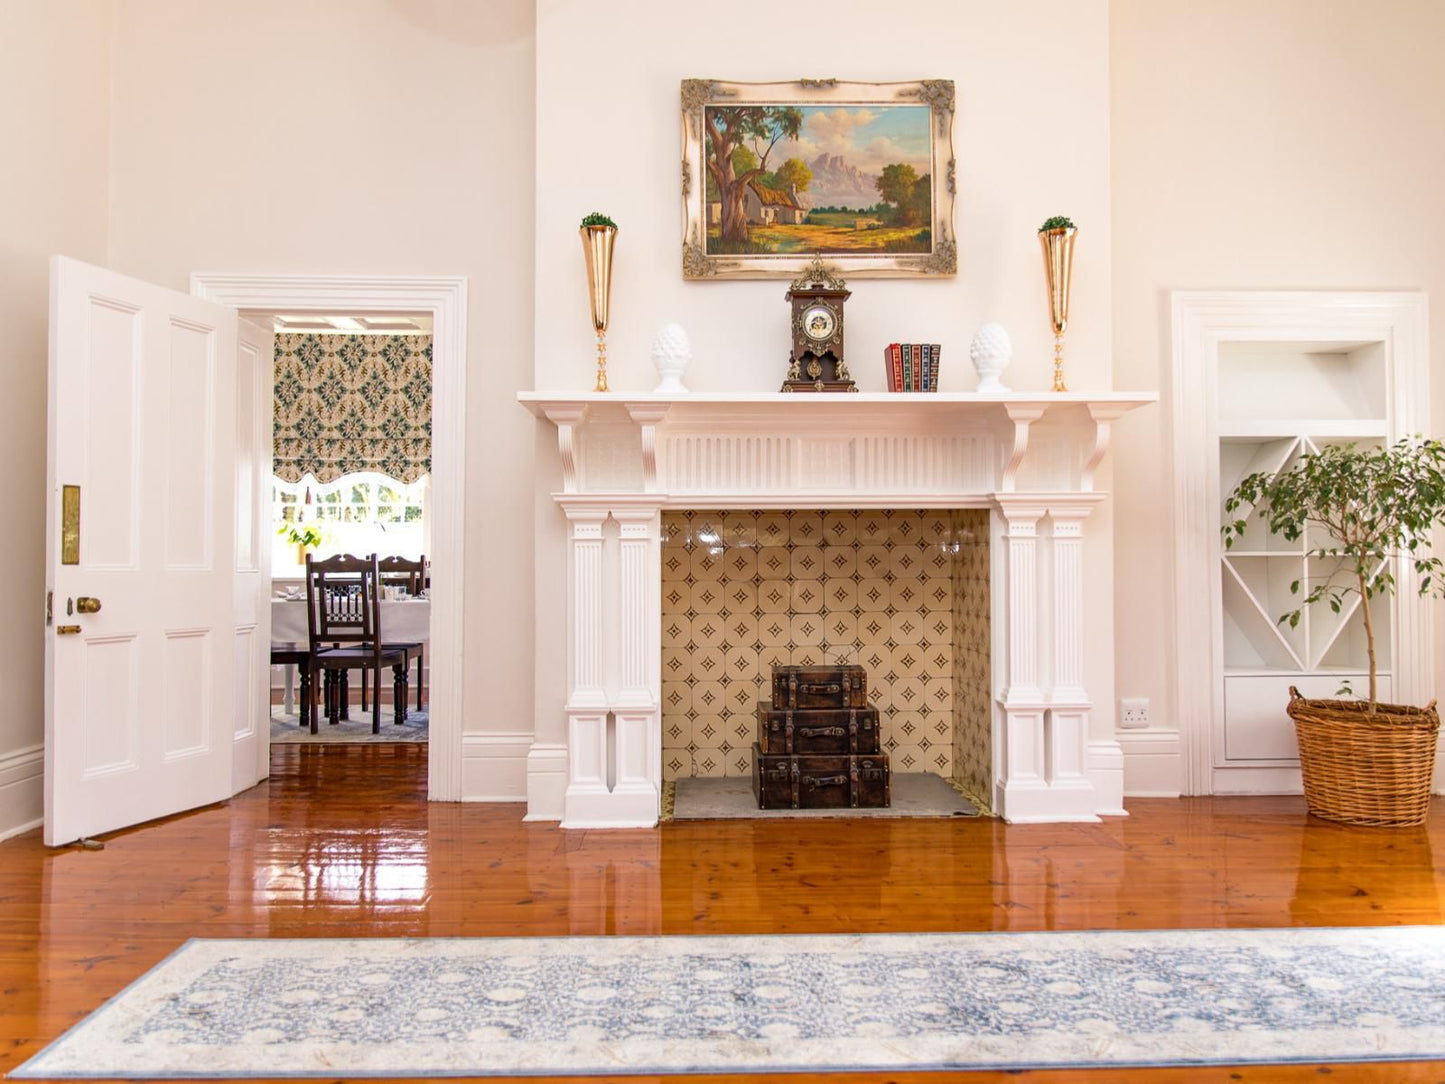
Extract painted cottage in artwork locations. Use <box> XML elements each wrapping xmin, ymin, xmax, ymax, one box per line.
<box><xmin>744</xmin><ymin>181</ymin><xmax>807</xmax><ymax>225</ymax></box>
<box><xmin>707</xmin><ymin>181</ymin><xmax>809</xmax><ymax>227</ymax></box>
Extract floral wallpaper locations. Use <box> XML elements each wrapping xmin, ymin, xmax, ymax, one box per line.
<box><xmin>661</xmin><ymin>510</ymin><xmax>991</xmax><ymax>785</ymax></box>
<box><xmin>273</xmin><ymin>333</ymin><xmax>432</xmax><ymax>483</ymax></box>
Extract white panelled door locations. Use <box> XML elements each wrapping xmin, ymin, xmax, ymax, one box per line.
<box><xmin>231</xmin><ymin>319</ymin><xmax>274</xmax><ymax>793</ymax></box>
<box><xmin>45</xmin><ymin>256</ymin><xmax>241</xmax><ymax>846</ymax></box>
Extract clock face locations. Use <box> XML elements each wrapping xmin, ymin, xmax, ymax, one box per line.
<box><xmin>801</xmin><ymin>304</ymin><xmax>837</xmax><ymax>342</ymax></box>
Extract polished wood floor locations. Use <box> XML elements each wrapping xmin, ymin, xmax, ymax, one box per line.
<box><xmin>2</xmin><ymin>743</ymin><xmax>1443</xmax><ymax>1083</ymax></box>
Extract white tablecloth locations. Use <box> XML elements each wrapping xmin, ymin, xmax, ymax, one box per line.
<box><xmin>271</xmin><ymin>598</ymin><xmax>431</xmax><ymax>645</ymax></box>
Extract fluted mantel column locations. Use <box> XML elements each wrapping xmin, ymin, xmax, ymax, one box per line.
<box><xmin>610</xmin><ymin>504</ymin><xmax>663</xmax><ymax>822</ymax></box>
<box><xmin>561</xmin><ymin>506</ymin><xmax>609</xmax><ymax>827</ymax></box>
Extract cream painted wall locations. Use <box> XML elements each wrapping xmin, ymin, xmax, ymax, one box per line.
<box><xmin>10</xmin><ymin>0</ymin><xmax>1435</xmax><ymax>833</ymax></box>
<box><xmin>0</xmin><ymin>0</ymin><xmax>114</xmax><ymax>835</ymax></box>
<box><xmin>530</xmin><ymin>0</ymin><xmax>1121</xmax><ymax>776</ymax></box>
<box><xmin>534</xmin><ymin>0</ymin><xmax>1113</xmax><ymax>394</ymax></box>
<box><xmin>103</xmin><ymin>0</ymin><xmax>538</xmax><ymax>793</ymax></box>
<box><xmin>1110</xmin><ymin>0</ymin><xmax>1445</xmax><ymax>792</ymax></box>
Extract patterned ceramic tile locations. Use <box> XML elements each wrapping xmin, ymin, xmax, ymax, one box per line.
<box><xmin>662</xmin><ymin>510</ymin><xmax>991</xmax><ymax>785</ymax></box>
<box><xmin>951</xmin><ymin>509</ymin><xmax>992</xmax><ymax>808</ymax></box>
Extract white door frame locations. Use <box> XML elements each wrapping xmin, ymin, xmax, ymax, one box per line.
<box><xmin>1170</xmin><ymin>290</ymin><xmax>1432</xmax><ymax>796</ymax></box>
<box><xmin>191</xmin><ymin>272</ymin><xmax>468</xmax><ymax>800</ymax></box>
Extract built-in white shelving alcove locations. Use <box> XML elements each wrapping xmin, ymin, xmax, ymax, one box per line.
<box><xmin>1173</xmin><ymin>294</ymin><xmax>1434</xmax><ymax>796</ymax></box>
<box><xmin>522</xmin><ymin>392</ymin><xmax>1155</xmax><ymax>827</ymax></box>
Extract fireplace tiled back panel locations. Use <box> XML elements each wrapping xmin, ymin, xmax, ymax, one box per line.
<box><xmin>661</xmin><ymin>509</ymin><xmax>990</xmax><ymax>784</ymax></box>
<box><xmin>950</xmin><ymin>510</ymin><xmax>992</xmax><ymax>803</ymax></box>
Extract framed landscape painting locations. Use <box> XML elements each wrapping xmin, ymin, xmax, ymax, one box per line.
<box><xmin>681</xmin><ymin>78</ymin><xmax>956</xmax><ymax>279</ymax></box>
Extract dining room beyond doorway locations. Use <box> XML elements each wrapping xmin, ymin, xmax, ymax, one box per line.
<box><xmin>265</xmin><ymin>315</ymin><xmax>434</xmax><ymax>748</ymax></box>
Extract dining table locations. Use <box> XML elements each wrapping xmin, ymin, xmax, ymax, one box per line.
<box><xmin>270</xmin><ymin>596</ymin><xmax>431</xmax><ymax>714</ymax></box>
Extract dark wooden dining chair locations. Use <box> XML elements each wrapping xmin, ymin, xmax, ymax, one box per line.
<box><xmin>372</xmin><ymin>554</ymin><xmax>426</xmax><ymax>712</ymax></box>
<box><xmin>305</xmin><ymin>553</ymin><xmax>409</xmax><ymax>734</ymax></box>
<box><xmin>378</xmin><ymin>554</ymin><xmax>427</xmax><ymax>596</ymax></box>
<box><xmin>268</xmin><ymin>642</ymin><xmax>313</xmax><ymax>727</ymax></box>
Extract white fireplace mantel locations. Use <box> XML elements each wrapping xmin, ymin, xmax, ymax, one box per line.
<box><xmin>521</xmin><ymin>389</ymin><xmax>1157</xmax><ymax>827</ymax></box>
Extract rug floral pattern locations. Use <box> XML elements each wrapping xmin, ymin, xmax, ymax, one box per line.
<box><xmin>15</xmin><ymin>929</ymin><xmax>1445</xmax><ymax>1077</ymax></box>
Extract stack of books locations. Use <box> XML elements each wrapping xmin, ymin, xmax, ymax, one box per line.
<box><xmin>884</xmin><ymin>343</ymin><xmax>942</xmax><ymax>392</ymax></box>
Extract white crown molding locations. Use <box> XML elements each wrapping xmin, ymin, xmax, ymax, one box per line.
<box><xmin>191</xmin><ymin>272</ymin><xmax>469</xmax><ymax>801</ymax></box>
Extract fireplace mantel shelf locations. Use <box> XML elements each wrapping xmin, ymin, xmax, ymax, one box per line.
<box><xmin>519</xmin><ymin>389</ymin><xmax>1157</xmax><ymax>417</ymax></box>
<box><xmin>521</xmin><ymin>389</ymin><xmax>1156</xmax><ymax>498</ymax></box>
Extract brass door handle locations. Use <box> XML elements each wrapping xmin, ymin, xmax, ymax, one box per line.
<box><xmin>76</xmin><ymin>597</ymin><xmax>102</xmax><ymax>614</ymax></box>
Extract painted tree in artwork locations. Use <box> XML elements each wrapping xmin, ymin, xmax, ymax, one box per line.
<box><xmin>774</xmin><ymin>157</ymin><xmax>813</xmax><ymax>196</ymax></box>
<box><xmin>877</xmin><ymin>163</ymin><xmax>927</xmax><ymax>226</ymax></box>
<box><xmin>705</xmin><ymin>106</ymin><xmax>804</xmax><ymax>246</ymax></box>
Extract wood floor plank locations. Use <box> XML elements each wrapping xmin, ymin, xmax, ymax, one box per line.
<box><xmin>0</xmin><ymin>742</ymin><xmax>1441</xmax><ymax>1083</ymax></box>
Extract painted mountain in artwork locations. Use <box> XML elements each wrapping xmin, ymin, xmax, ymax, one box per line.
<box><xmin>808</xmin><ymin>153</ymin><xmax>879</xmax><ymax>209</ymax></box>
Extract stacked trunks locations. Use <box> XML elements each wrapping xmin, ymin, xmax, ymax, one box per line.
<box><xmin>751</xmin><ymin>664</ymin><xmax>892</xmax><ymax>809</ymax></box>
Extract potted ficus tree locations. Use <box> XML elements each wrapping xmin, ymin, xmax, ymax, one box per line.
<box><xmin>1223</xmin><ymin>437</ymin><xmax>1445</xmax><ymax>826</ymax></box>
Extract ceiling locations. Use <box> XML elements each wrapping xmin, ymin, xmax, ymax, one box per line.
<box><xmin>268</xmin><ymin>314</ymin><xmax>433</xmax><ymax>335</ymax></box>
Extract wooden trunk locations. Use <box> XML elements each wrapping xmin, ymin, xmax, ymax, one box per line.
<box><xmin>751</xmin><ymin>744</ymin><xmax>891</xmax><ymax>809</ymax></box>
<box><xmin>756</xmin><ymin>706</ymin><xmax>881</xmax><ymax>755</ymax></box>
<box><xmin>770</xmin><ymin>665</ymin><xmax>868</xmax><ymax>710</ymax></box>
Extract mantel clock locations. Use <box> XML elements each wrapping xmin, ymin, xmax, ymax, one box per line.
<box><xmin>782</xmin><ymin>258</ymin><xmax>856</xmax><ymax>393</ymax></box>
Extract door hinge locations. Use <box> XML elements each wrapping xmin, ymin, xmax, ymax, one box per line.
<box><xmin>45</xmin><ymin>589</ymin><xmax>53</xmax><ymax>626</ymax></box>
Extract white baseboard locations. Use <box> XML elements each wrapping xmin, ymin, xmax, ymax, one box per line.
<box><xmin>0</xmin><ymin>744</ymin><xmax>43</xmax><ymax>841</ymax></box>
<box><xmin>1086</xmin><ymin>738</ymin><xmax>1127</xmax><ymax>817</ymax></box>
<box><xmin>524</xmin><ymin>742</ymin><xmax>567</xmax><ymax>821</ymax></box>
<box><xmin>1119</xmin><ymin>728</ymin><xmax>1183</xmax><ymax>797</ymax></box>
<box><xmin>1211</xmin><ymin>765</ymin><xmax>1303</xmax><ymax>794</ymax></box>
<box><xmin>460</xmin><ymin>731</ymin><xmax>531</xmax><ymax>801</ymax></box>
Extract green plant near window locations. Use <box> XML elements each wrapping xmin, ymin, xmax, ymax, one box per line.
<box><xmin>1223</xmin><ymin>437</ymin><xmax>1445</xmax><ymax>710</ymax></box>
<box><xmin>277</xmin><ymin>522</ymin><xmax>325</xmax><ymax>549</ymax></box>
<box><xmin>580</xmin><ymin>212</ymin><xmax>617</xmax><ymax>229</ymax></box>
<box><xmin>1038</xmin><ymin>215</ymin><xmax>1075</xmax><ymax>231</ymax></box>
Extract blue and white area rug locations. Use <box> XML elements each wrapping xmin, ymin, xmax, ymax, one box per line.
<box><xmin>15</xmin><ymin>928</ymin><xmax>1445</xmax><ymax>1078</ymax></box>
<box><xmin>269</xmin><ymin>708</ymin><xmax>427</xmax><ymax>743</ymax></box>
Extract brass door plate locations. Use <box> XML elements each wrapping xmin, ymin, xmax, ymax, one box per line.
<box><xmin>61</xmin><ymin>485</ymin><xmax>80</xmax><ymax>565</ymax></box>
<box><xmin>56</xmin><ymin>625</ymin><xmax>81</xmax><ymax>635</ymax></box>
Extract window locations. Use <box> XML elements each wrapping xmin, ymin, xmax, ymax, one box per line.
<box><xmin>273</xmin><ymin>472</ymin><xmax>428</xmax><ymax>572</ymax></box>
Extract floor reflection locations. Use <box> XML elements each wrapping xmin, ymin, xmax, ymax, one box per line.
<box><xmin>11</xmin><ymin>746</ymin><xmax>1444</xmax><ymax>1080</ymax></box>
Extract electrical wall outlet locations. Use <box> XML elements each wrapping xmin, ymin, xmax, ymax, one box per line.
<box><xmin>1119</xmin><ymin>697</ymin><xmax>1150</xmax><ymax>729</ymax></box>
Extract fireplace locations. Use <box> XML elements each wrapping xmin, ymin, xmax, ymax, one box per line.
<box><xmin>660</xmin><ymin>509</ymin><xmax>991</xmax><ymax>806</ymax></box>
<box><xmin>521</xmin><ymin>391</ymin><xmax>1155</xmax><ymax>827</ymax></box>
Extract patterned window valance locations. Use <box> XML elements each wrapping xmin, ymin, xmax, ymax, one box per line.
<box><xmin>273</xmin><ymin>333</ymin><xmax>432</xmax><ymax>484</ymax></box>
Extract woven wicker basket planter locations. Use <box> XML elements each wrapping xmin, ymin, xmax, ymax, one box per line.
<box><xmin>1286</xmin><ymin>686</ymin><xmax>1440</xmax><ymax>827</ymax></box>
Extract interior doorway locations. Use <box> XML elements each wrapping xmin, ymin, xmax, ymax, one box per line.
<box><xmin>192</xmin><ymin>273</ymin><xmax>469</xmax><ymax>802</ymax></box>
<box><xmin>264</xmin><ymin>313</ymin><xmax>434</xmax><ymax>749</ymax></box>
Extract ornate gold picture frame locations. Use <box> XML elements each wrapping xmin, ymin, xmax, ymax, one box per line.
<box><xmin>681</xmin><ymin>78</ymin><xmax>956</xmax><ymax>279</ymax></box>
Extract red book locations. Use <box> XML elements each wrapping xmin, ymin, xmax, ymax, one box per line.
<box><xmin>890</xmin><ymin>343</ymin><xmax>903</xmax><ymax>392</ymax></box>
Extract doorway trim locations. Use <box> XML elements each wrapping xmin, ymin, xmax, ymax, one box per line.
<box><xmin>191</xmin><ymin>272</ymin><xmax>468</xmax><ymax>800</ymax></box>
<box><xmin>1169</xmin><ymin>290</ymin><xmax>1433</xmax><ymax>797</ymax></box>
